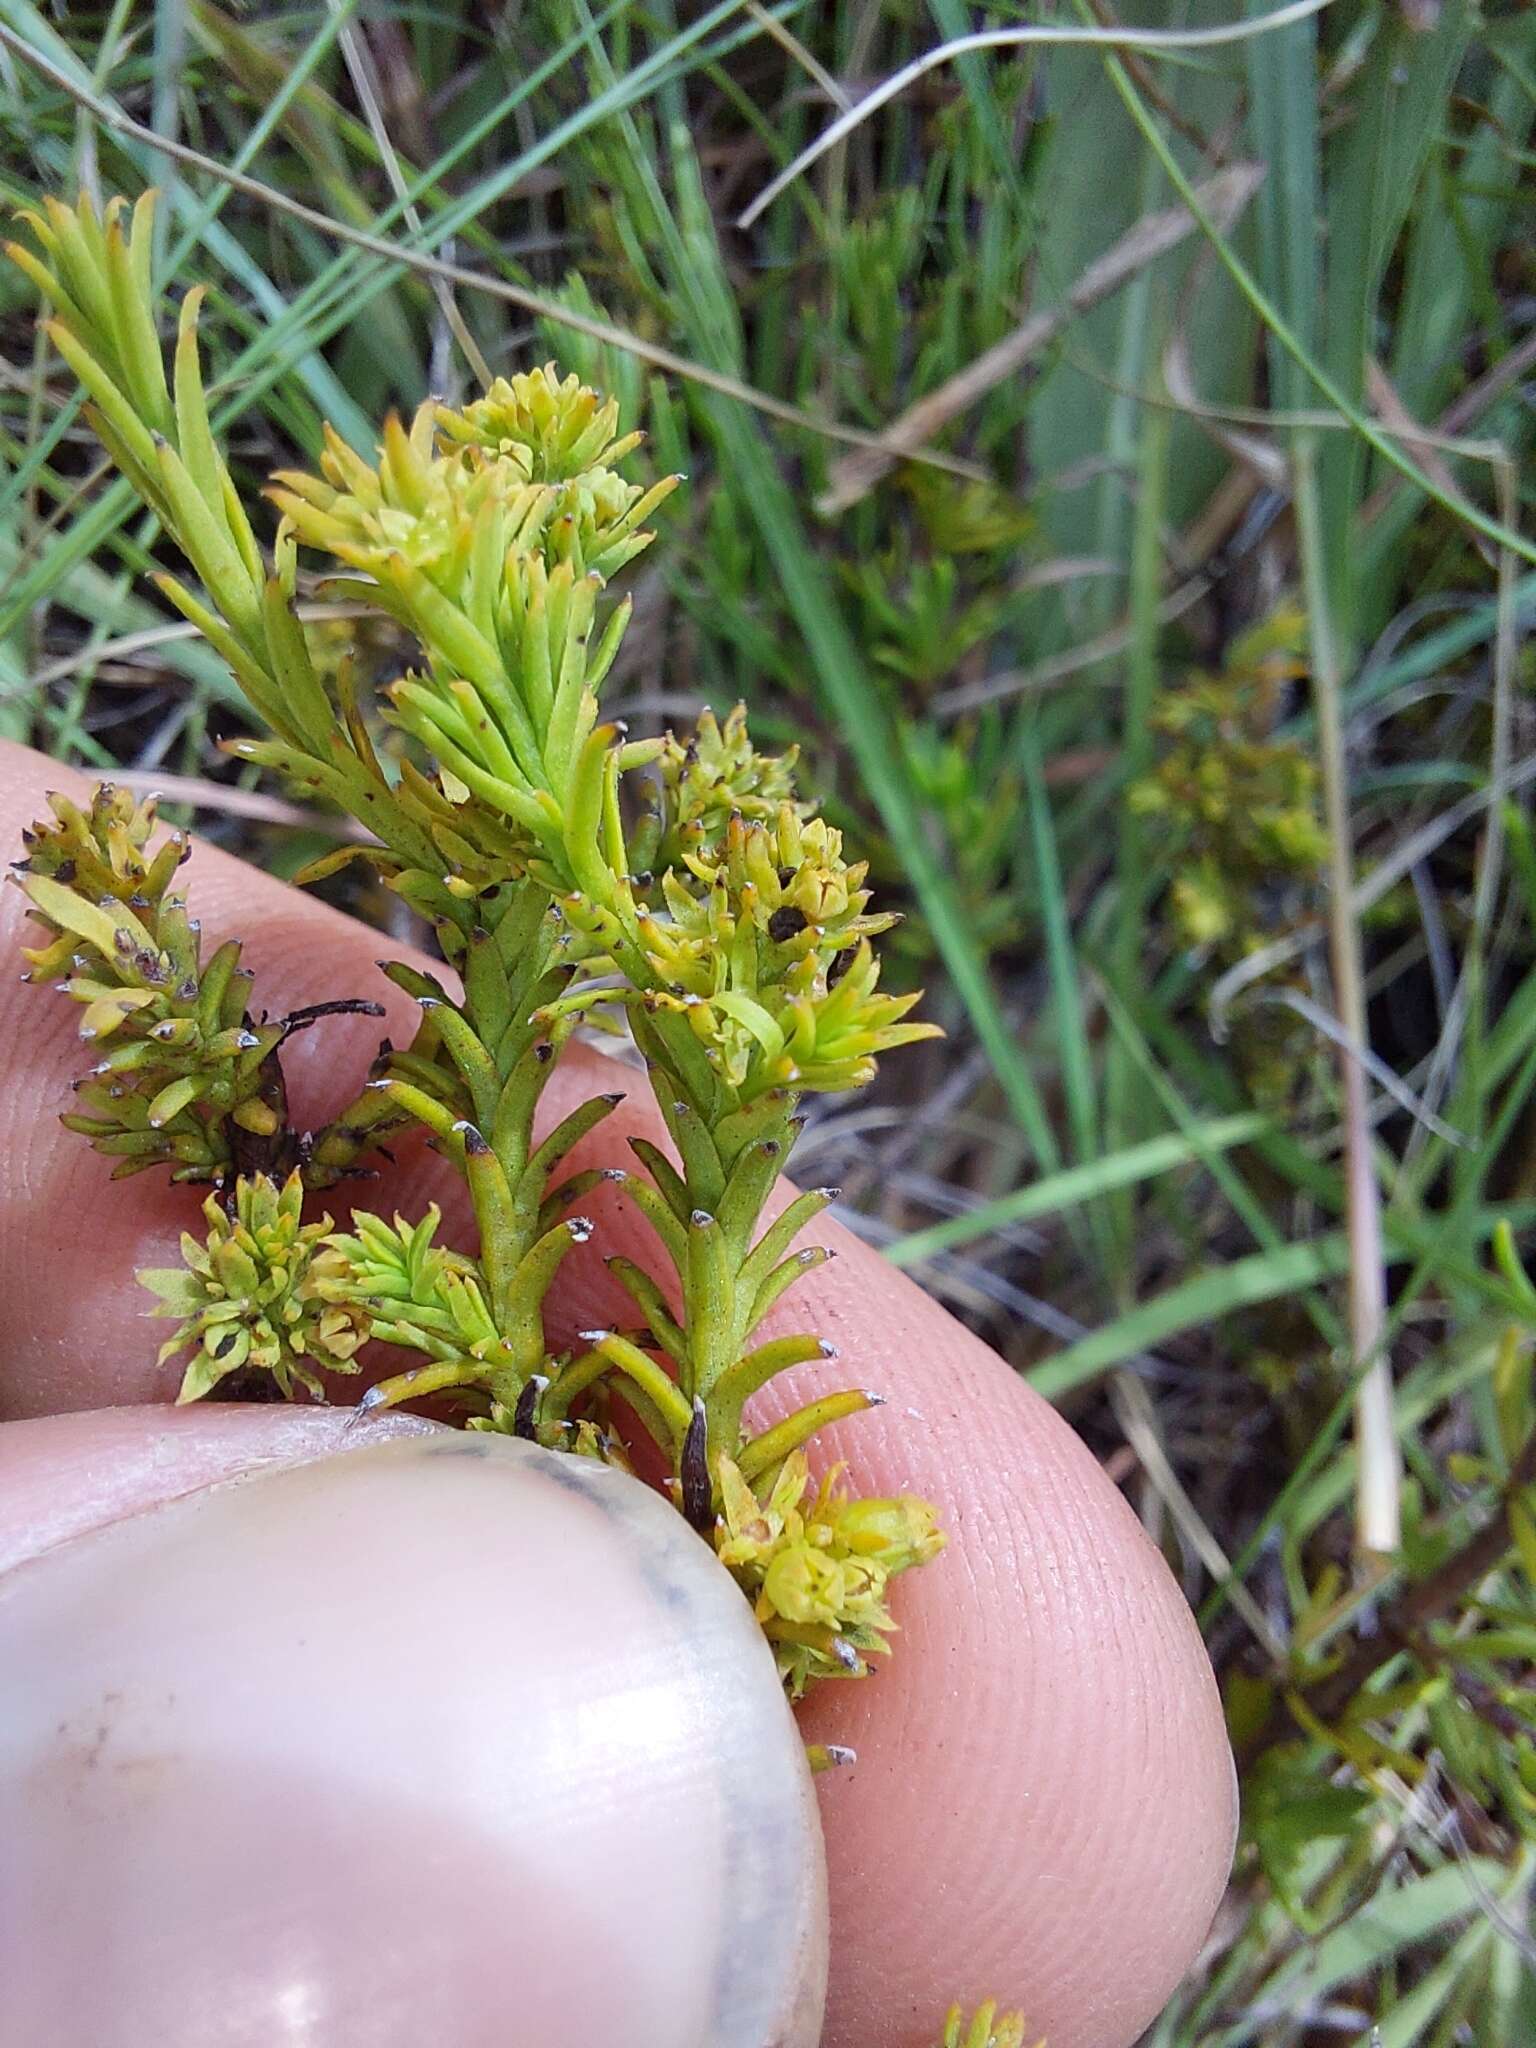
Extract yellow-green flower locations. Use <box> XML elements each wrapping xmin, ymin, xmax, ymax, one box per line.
<box><xmin>628</xmin><ymin>704</ymin><xmax>803</xmax><ymax>879</ymax></box>
<box><xmin>714</xmin><ymin>1450</ymin><xmax>944</xmax><ymax>1696</ymax></box>
<box><xmin>434</xmin><ymin>365</ymin><xmax>642</xmax><ymax>481</ymax></box>
<box><xmin>632</xmin><ymin>803</ymin><xmax>938</xmax><ymax>1097</ymax></box>
<box><xmin>269</xmin><ymin>372</ymin><xmax>677</xmax><ymax>592</ymax></box>
<box><xmin>15</xmin><ymin>785</ymin><xmax>285</xmax><ymax>1182</ymax></box>
<box><xmin>268</xmin><ymin>409</ymin><xmax>541</xmax><ymax>584</ymax></box>
<box><xmin>141</xmin><ymin>1172</ymin><xmax>369</xmax><ymax>1402</ymax></box>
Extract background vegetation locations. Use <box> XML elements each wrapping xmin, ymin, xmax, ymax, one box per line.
<box><xmin>2</xmin><ymin>0</ymin><xmax>1534</xmax><ymax>2038</ymax></box>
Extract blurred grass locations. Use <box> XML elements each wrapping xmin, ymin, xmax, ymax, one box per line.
<box><xmin>4</xmin><ymin>0</ymin><xmax>1536</xmax><ymax>2037</ymax></box>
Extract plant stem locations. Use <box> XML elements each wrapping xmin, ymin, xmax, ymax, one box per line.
<box><xmin>1294</xmin><ymin>436</ymin><xmax>1401</xmax><ymax>1559</ymax></box>
<box><xmin>1105</xmin><ymin>384</ymin><xmax>1170</xmax><ymax>1274</ymax></box>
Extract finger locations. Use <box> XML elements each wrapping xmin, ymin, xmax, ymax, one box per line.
<box><xmin>548</xmin><ymin>1094</ymin><xmax>1238</xmax><ymax>2048</ymax></box>
<box><xmin>0</xmin><ymin>740</ymin><xmax>1235</xmax><ymax>2046</ymax></box>
<box><xmin>0</xmin><ymin>1416</ymin><xmax>827</xmax><ymax>2048</ymax></box>
<box><xmin>0</xmin><ymin>741</ymin><xmax>470</xmax><ymax>1415</ymax></box>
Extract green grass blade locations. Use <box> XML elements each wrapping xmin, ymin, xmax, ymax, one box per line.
<box><xmin>887</xmin><ymin>1115</ymin><xmax>1269</xmax><ymax>1265</ymax></box>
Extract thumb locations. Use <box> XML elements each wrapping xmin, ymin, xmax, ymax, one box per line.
<box><xmin>0</xmin><ymin>1413</ymin><xmax>826</xmax><ymax>2048</ymax></box>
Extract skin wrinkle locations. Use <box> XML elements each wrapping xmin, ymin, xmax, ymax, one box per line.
<box><xmin>999</xmin><ymin>1680</ymin><xmax>1096</xmax><ymax>1991</ymax></box>
<box><xmin>0</xmin><ymin>740</ymin><xmax>1235</xmax><ymax>2048</ymax></box>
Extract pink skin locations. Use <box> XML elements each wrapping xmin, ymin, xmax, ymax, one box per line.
<box><xmin>0</xmin><ymin>741</ymin><xmax>1236</xmax><ymax>2046</ymax></box>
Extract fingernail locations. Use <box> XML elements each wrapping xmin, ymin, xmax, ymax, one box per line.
<box><xmin>0</xmin><ymin>1400</ymin><xmax>438</xmax><ymax>1572</ymax></box>
<box><xmin>0</xmin><ymin>1405</ymin><xmax>438</xmax><ymax>1576</ymax></box>
<box><xmin>0</xmin><ymin>1436</ymin><xmax>827</xmax><ymax>2047</ymax></box>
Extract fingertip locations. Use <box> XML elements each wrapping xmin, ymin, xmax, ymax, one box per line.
<box><xmin>493</xmin><ymin>1062</ymin><xmax>1238</xmax><ymax>2044</ymax></box>
<box><xmin>0</xmin><ymin>1430</ymin><xmax>828</xmax><ymax>2046</ymax></box>
<box><xmin>767</xmin><ymin>1285</ymin><xmax>1236</xmax><ymax>2048</ymax></box>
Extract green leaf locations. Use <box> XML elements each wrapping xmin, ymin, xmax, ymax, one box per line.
<box><xmin>138</xmin><ymin>1267</ymin><xmax>205</xmax><ymax>1314</ymax></box>
<box><xmin>712</xmin><ymin>991</ymin><xmax>786</xmax><ymax>1063</ymax></box>
<box><xmin>1031</xmin><ymin>1237</ymin><xmax>1354</xmax><ymax>1397</ymax></box>
<box><xmin>738</xmin><ymin>1389</ymin><xmax>878</xmax><ymax>1484</ymax></box>
<box><xmin>146</xmin><ymin>1075</ymin><xmax>203</xmax><ymax>1130</ymax></box>
<box><xmin>22</xmin><ymin>872</ymin><xmax>153</xmax><ymax>961</ymax></box>
<box><xmin>177</xmin><ymin>1346</ymin><xmax>236</xmax><ymax>1404</ymax></box>
<box><xmin>1509</xmin><ymin>1496</ymin><xmax>1536</xmax><ymax>1589</ymax></box>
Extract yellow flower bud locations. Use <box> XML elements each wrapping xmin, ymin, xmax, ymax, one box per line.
<box><xmin>833</xmin><ymin>1495</ymin><xmax>947</xmax><ymax>1572</ymax></box>
<box><xmin>763</xmin><ymin>1543</ymin><xmax>851</xmax><ymax>1629</ymax></box>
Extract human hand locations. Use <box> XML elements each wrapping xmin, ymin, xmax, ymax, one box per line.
<box><xmin>0</xmin><ymin>739</ymin><xmax>1235</xmax><ymax>2048</ymax></box>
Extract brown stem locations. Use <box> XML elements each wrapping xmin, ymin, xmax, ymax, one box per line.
<box><xmin>1241</xmin><ymin>1432</ymin><xmax>1536</xmax><ymax>1762</ymax></box>
<box><xmin>223</xmin><ymin>1044</ymin><xmax>301</xmax><ymax>1201</ymax></box>
<box><xmin>1306</xmin><ymin>1432</ymin><xmax>1536</xmax><ymax>1727</ymax></box>
<box><xmin>276</xmin><ymin>997</ymin><xmax>387</xmax><ymax>1043</ymax></box>
<box><xmin>222</xmin><ymin>1002</ymin><xmax>391</xmax><ymax>1202</ymax></box>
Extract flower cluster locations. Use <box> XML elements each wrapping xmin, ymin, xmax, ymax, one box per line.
<box><xmin>627</xmin><ymin>703</ymin><xmax>804</xmax><ymax>882</ymax></box>
<box><xmin>634</xmin><ymin>803</ymin><xmax>936</xmax><ymax>1098</ymax></box>
<box><xmin>435</xmin><ymin>366</ymin><xmax>642</xmax><ymax>482</ymax></box>
<box><xmin>14</xmin><ymin>785</ymin><xmax>284</xmax><ymax>1181</ymax></box>
<box><xmin>269</xmin><ymin>367</ymin><xmax>677</xmax><ymax>587</ymax></box>
<box><xmin>715</xmin><ymin>1450</ymin><xmax>944</xmax><ymax>1696</ymax></box>
<box><xmin>141</xmin><ymin>1172</ymin><xmax>369</xmax><ymax>1402</ymax></box>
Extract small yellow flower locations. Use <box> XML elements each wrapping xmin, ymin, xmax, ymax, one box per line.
<box><xmin>763</xmin><ymin>1544</ymin><xmax>881</xmax><ymax>1631</ymax></box>
<box><xmin>714</xmin><ymin>1450</ymin><xmax>944</xmax><ymax>1697</ymax></box>
<box><xmin>434</xmin><ymin>365</ymin><xmax>643</xmax><ymax>481</ymax></box>
<box><xmin>834</xmin><ymin>1493</ymin><xmax>947</xmax><ymax>1570</ymax></box>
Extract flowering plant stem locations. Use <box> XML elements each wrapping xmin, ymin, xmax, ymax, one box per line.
<box><xmin>9</xmin><ymin>189</ymin><xmax>945</xmax><ymax>1699</ymax></box>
